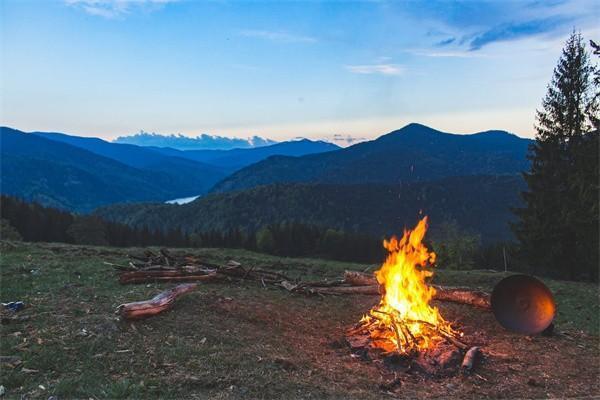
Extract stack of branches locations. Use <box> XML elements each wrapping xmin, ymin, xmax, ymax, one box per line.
<box><xmin>349</xmin><ymin>310</ymin><xmax>468</xmax><ymax>354</ymax></box>
<box><xmin>108</xmin><ymin>250</ymin><xmax>491</xmax><ymax>311</ymax></box>
<box><xmin>107</xmin><ymin>249</ymin><xmax>295</xmax><ymax>286</ymax></box>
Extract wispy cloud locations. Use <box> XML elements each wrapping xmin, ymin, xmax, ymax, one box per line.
<box><xmin>466</xmin><ymin>17</ymin><xmax>569</xmax><ymax>51</ymax></box>
<box><xmin>65</xmin><ymin>0</ymin><xmax>177</xmax><ymax>18</ymax></box>
<box><xmin>239</xmin><ymin>29</ymin><xmax>317</xmax><ymax>44</ymax></box>
<box><xmin>436</xmin><ymin>37</ymin><xmax>456</xmax><ymax>46</ymax></box>
<box><xmin>345</xmin><ymin>64</ymin><xmax>404</xmax><ymax>76</ymax></box>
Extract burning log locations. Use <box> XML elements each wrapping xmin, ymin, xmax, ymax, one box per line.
<box><xmin>343</xmin><ymin>271</ymin><xmax>491</xmax><ymax>309</ymax></box>
<box><xmin>116</xmin><ymin>283</ymin><xmax>198</xmax><ymax>319</ymax></box>
<box><xmin>461</xmin><ymin>346</ymin><xmax>481</xmax><ymax>373</ymax></box>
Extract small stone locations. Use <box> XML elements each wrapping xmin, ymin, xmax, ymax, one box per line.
<box><xmin>0</xmin><ymin>385</ymin><xmax>6</xmax><ymax>397</ymax></box>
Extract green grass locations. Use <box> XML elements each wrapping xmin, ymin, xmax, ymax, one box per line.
<box><xmin>0</xmin><ymin>241</ymin><xmax>598</xmax><ymax>399</ymax></box>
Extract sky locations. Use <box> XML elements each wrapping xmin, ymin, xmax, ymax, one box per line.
<box><xmin>1</xmin><ymin>0</ymin><xmax>599</xmax><ymax>145</ymax></box>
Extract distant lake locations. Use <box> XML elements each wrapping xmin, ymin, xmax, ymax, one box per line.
<box><xmin>165</xmin><ymin>195</ymin><xmax>201</xmax><ymax>205</ymax></box>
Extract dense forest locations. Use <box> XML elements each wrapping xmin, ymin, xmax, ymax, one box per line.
<box><xmin>1</xmin><ymin>194</ymin><xmax>518</xmax><ymax>269</ymax></box>
<box><xmin>96</xmin><ymin>175</ymin><xmax>525</xmax><ymax>243</ymax></box>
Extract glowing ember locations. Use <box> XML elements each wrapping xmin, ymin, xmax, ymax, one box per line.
<box><xmin>357</xmin><ymin>217</ymin><xmax>460</xmax><ymax>354</ymax></box>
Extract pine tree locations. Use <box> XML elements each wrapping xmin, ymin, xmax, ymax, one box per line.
<box><xmin>513</xmin><ymin>32</ymin><xmax>599</xmax><ymax>281</ymax></box>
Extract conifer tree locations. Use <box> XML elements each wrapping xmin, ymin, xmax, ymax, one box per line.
<box><xmin>514</xmin><ymin>32</ymin><xmax>599</xmax><ymax>281</ymax></box>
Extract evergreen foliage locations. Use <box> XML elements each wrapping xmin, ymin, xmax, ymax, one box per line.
<box><xmin>431</xmin><ymin>221</ymin><xmax>481</xmax><ymax>270</ymax></box>
<box><xmin>0</xmin><ymin>195</ymin><xmax>189</xmax><ymax>248</ymax></box>
<box><xmin>513</xmin><ymin>32</ymin><xmax>599</xmax><ymax>281</ymax></box>
<box><xmin>0</xmin><ymin>218</ymin><xmax>22</xmax><ymax>241</ymax></box>
<box><xmin>1</xmin><ymin>195</ymin><xmax>536</xmax><ymax>272</ymax></box>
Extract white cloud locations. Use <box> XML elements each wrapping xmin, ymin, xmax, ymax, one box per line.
<box><xmin>344</xmin><ymin>64</ymin><xmax>404</xmax><ymax>76</ymax></box>
<box><xmin>240</xmin><ymin>29</ymin><xmax>317</xmax><ymax>44</ymax></box>
<box><xmin>65</xmin><ymin>0</ymin><xmax>177</xmax><ymax>18</ymax></box>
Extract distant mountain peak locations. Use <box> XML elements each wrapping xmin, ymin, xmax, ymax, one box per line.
<box><xmin>402</xmin><ymin>122</ymin><xmax>436</xmax><ymax>131</ymax></box>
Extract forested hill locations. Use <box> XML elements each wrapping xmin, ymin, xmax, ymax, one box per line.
<box><xmin>0</xmin><ymin>127</ymin><xmax>226</xmax><ymax>211</ymax></box>
<box><xmin>96</xmin><ymin>175</ymin><xmax>525</xmax><ymax>243</ymax></box>
<box><xmin>210</xmin><ymin>123</ymin><xmax>531</xmax><ymax>193</ymax></box>
<box><xmin>149</xmin><ymin>139</ymin><xmax>340</xmax><ymax>171</ymax></box>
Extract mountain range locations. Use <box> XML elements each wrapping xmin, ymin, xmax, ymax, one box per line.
<box><xmin>1</xmin><ymin>123</ymin><xmax>532</xmax><ymax>241</ymax></box>
<box><xmin>93</xmin><ymin>123</ymin><xmax>532</xmax><ymax>241</ymax></box>
<box><xmin>147</xmin><ymin>139</ymin><xmax>340</xmax><ymax>171</ymax></box>
<box><xmin>0</xmin><ymin>127</ymin><xmax>338</xmax><ymax>211</ymax></box>
<box><xmin>211</xmin><ymin>123</ymin><xmax>531</xmax><ymax>193</ymax></box>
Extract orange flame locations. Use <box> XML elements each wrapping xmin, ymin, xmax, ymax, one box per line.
<box><xmin>359</xmin><ymin>217</ymin><xmax>458</xmax><ymax>354</ymax></box>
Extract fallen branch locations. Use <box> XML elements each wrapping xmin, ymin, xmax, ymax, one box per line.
<box><xmin>119</xmin><ymin>270</ymin><xmax>219</xmax><ymax>284</ymax></box>
<box><xmin>344</xmin><ymin>270</ymin><xmax>378</xmax><ymax>286</ymax></box>
<box><xmin>299</xmin><ymin>285</ymin><xmax>381</xmax><ymax>295</ymax></box>
<box><xmin>116</xmin><ymin>283</ymin><xmax>198</xmax><ymax>320</ymax></box>
<box><xmin>112</xmin><ymin>251</ymin><xmax>491</xmax><ymax>310</ymax></box>
<box><xmin>433</xmin><ymin>286</ymin><xmax>491</xmax><ymax>309</ymax></box>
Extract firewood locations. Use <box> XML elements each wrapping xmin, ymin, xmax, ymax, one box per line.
<box><xmin>113</xmin><ymin>252</ymin><xmax>490</xmax><ymax>310</ymax></box>
<box><xmin>116</xmin><ymin>283</ymin><xmax>198</xmax><ymax>319</ymax></box>
<box><xmin>431</xmin><ymin>286</ymin><xmax>490</xmax><ymax>309</ymax></box>
<box><xmin>461</xmin><ymin>346</ymin><xmax>481</xmax><ymax>372</ymax></box>
<box><xmin>119</xmin><ymin>270</ymin><xmax>219</xmax><ymax>284</ymax></box>
<box><xmin>301</xmin><ymin>285</ymin><xmax>381</xmax><ymax>295</ymax></box>
<box><xmin>343</xmin><ymin>271</ymin><xmax>491</xmax><ymax>309</ymax></box>
<box><xmin>103</xmin><ymin>261</ymin><xmax>137</xmax><ymax>271</ymax></box>
<box><xmin>344</xmin><ymin>270</ymin><xmax>378</xmax><ymax>286</ymax></box>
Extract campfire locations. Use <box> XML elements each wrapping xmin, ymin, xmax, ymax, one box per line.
<box><xmin>354</xmin><ymin>217</ymin><xmax>462</xmax><ymax>355</ymax></box>
<box><xmin>346</xmin><ymin>217</ymin><xmax>476</xmax><ymax>376</ymax></box>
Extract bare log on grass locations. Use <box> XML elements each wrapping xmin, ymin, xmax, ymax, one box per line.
<box><xmin>300</xmin><ymin>285</ymin><xmax>381</xmax><ymax>295</ymax></box>
<box><xmin>433</xmin><ymin>286</ymin><xmax>491</xmax><ymax>309</ymax></box>
<box><xmin>116</xmin><ymin>283</ymin><xmax>198</xmax><ymax>320</ymax></box>
<box><xmin>114</xmin><ymin>251</ymin><xmax>491</xmax><ymax>310</ymax></box>
<box><xmin>344</xmin><ymin>270</ymin><xmax>378</xmax><ymax>286</ymax></box>
<box><xmin>119</xmin><ymin>270</ymin><xmax>219</xmax><ymax>284</ymax></box>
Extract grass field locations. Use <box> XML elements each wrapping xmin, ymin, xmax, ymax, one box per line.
<box><xmin>1</xmin><ymin>241</ymin><xmax>598</xmax><ymax>399</ymax></box>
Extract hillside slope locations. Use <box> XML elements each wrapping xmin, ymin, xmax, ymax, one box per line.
<box><xmin>0</xmin><ymin>128</ymin><xmax>220</xmax><ymax>211</ymax></box>
<box><xmin>150</xmin><ymin>139</ymin><xmax>340</xmax><ymax>171</ymax></box>
<box><xmin>33</xmin><ymin>131</ymin><xmax>227</xmax><ymax>192</ymax></box>
<box><xmin>211</xmin><ymin>123</ymin><xmax>531</xmax><ymax>193</ymax></box>
<box><xmin>96</xmin><ymin>175</ymin><xmax>525</xmax><ymax>242</ymax></box>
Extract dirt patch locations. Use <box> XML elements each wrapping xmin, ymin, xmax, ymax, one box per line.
<box><xmin>219</xmin><ymin>293</ymin><xmax>600</xmax><ymax>399</ymax></box>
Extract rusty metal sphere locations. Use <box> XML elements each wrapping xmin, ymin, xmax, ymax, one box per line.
<box><xmin>491</xmin><ymin>274</ymin><xmax>556</xmax><ymax>335</ymax></box>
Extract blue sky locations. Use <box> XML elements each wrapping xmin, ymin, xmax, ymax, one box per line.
<box><xmin>1</xmin><ymin>0</ymin><xmax>598</xmax><ymax>144</ymax></box>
